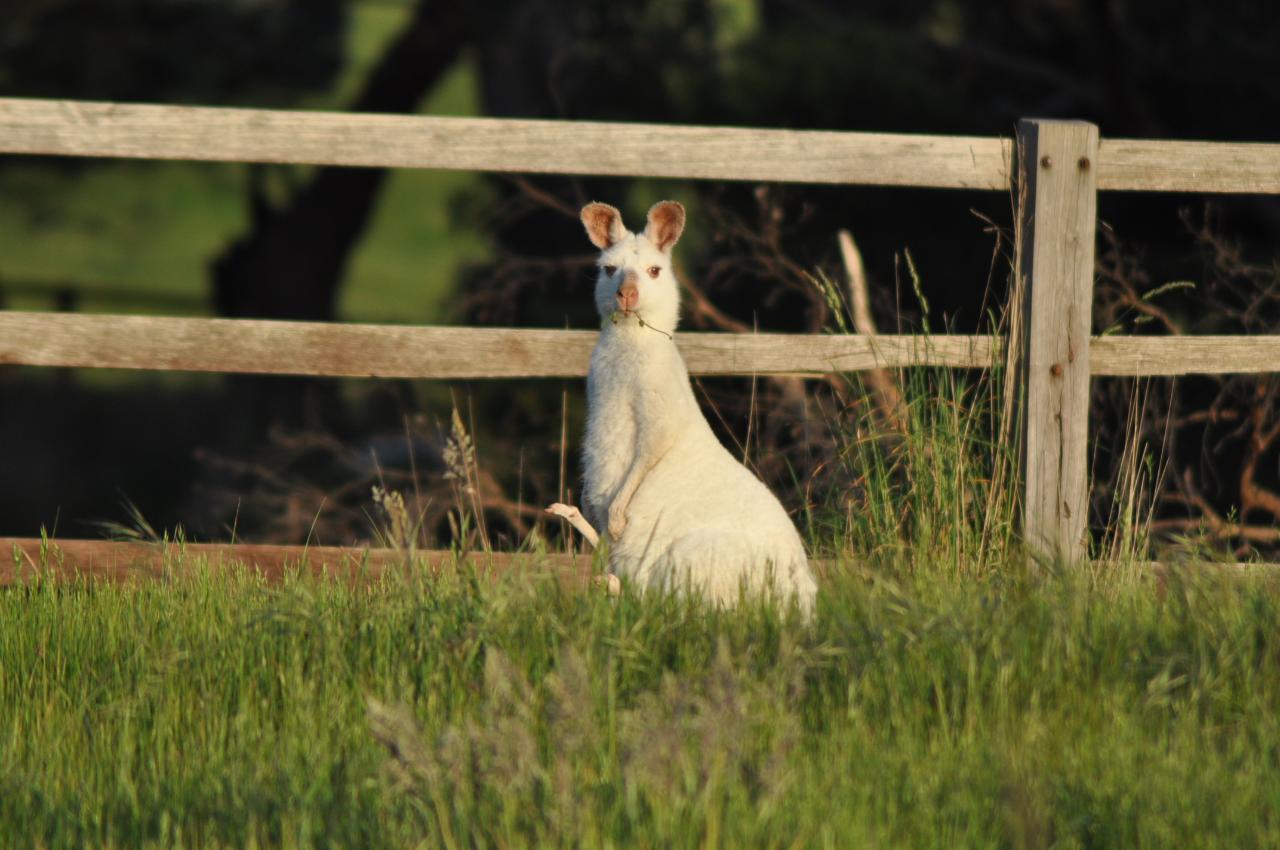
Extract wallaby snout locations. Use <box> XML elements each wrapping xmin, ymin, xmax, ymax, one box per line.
<box><xmin>616</xmin><ymin>285</ymin><xmax>638</xmax><ymax>312</ymax></box>
<box><xmin>616</xmin><ymin>273</ymin><xmax>639</xmax><ymax>313</ymax></box>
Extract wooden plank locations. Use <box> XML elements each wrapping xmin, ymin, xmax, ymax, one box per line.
<box><xmin>3</xmin><ymin>312</ymin><xmax>1279</xmax><ymax>379</ymax></box>
<box><xmin>1015</xmin><ymin>119</ymin><xmax>1100</xmax><ymax>564</ymax></box>
<box><xmin>1089</xmin><ymin>336</ymin><xmax>1280</xmax><ymax>376</ymax></box>
<box><xmin>5</xmin><ymin>539</ymin><xmax>1276</xmax><ymax>589</ymax></box>
<box><xmin>5</xmin><ymin>98</ymin><xmax>1278</xmax><ymax>196</ymax></box>
<box><xmin>1</xmin><ymin>537</ymin><xmax>590</xmax><ymax>586</ymax></box>
<box><xmin>1099</xmin><ymin>138</ymin><xmax>1280</xmax><ymax>194</ymax></box>
<box><xmin>677</xmin><ymin>331</ymin><xmax>996</xmax><ymax>375</ymax></box>
<box><xmin>1139</xmin><ymin>560</ymin><xmax>1280</xmax><ymax>582</ymax></box>
<box><xmin>0</xmin><ymin>97</ymin><xmax>1011</xmax><ymax>190</ymax></box>
<box><xmin>4</xmin><ymin>311</ymin><xmax>1280</xmax><ymax>379</ymax></box>
<box><xmin>0</xmin><ymin>311</ymin><xmax>997</xmax><ymax>377</ymax></box>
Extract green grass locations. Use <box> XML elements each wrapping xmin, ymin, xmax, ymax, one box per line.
<box><xmin>3</xmin><ymin>553</ymin><xmax>1279</xmax><ymax>848</ymax></box>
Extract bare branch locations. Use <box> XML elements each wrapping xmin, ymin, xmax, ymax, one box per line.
<box><xmin>839</xmin><ymin>229</ymin><xmax>906</xmax><ymax>433</ymax></box>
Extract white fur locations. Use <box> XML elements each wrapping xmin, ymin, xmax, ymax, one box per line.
<box><xmin>579</xmin><ymin>201</ymin><xmax>817</xmax><ymax>614</ymax></box>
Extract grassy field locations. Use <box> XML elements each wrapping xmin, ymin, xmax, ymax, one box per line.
<box><xmin>3</xmin><ymin>551</ymin><xmax>1279</xmax><ymax>849</ymax></box>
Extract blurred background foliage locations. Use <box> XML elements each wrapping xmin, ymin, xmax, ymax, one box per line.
<box><xmin>1</xmin><ymin>0</ymin><xmax>1278</xmax><ymax>553</ymax></box>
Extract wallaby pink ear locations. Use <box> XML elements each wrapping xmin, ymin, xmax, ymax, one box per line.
<box><xmin>581</xmin><ymin>202</ymin><xmax>628</xmax><ymax>250</ymax></box>
<box><xmin>644</xmin><ymin>201</ymin><xmax>686</xmax><ymax>253</ymax></box>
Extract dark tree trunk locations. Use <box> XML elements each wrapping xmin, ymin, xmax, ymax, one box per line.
<box><xmin>211</xmin><ymin>1</ymin><xmax>477</xmax><ymax>323</ymax></box>
<box><xmin>208</xmin><ymin>1</ymin><xmax>482</xmax><ymax>431</ymax></box>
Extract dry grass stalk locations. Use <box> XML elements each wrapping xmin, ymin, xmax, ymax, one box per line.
<box><xmin>443</xmin><ymin>402</ymin><xmax>491</xmax><ymax>552</ymax></box>
<box><xmin>838</xmin><ymin>229</ymin><xmax>906</xmax><ymax>433</ymax></box>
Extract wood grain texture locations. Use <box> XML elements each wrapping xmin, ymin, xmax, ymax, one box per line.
<box><xmin>0</xmin><ymin>538</ymin><xmax>590</xmax><ymax>586</ymax></box>
<box><xmin>1088</xmin><ymin>336</ymin><xmax>1280</xmax><ymax>375</ymax></box>
<box><xmin>1099</xmin><ymin>138</ymin><xmax>1280</xmax><ymax>194</ymax></box>
<box><xmin>5</xmin><ymin>539</ymin><xmax>1274</xmax><ymax>588</ymax></box>
<box><xmin>4</xmin><ymin>98</ymin><xmax>1277</xmax><ymax>194</ymax></box>
<box><xmin>0</xmin><ymin>97</ymin><xmax>1011</xmax><ymax>190</ymax></box>
<box><xmin>1016</xmin><ymin>119</ymin><xmax>1100</xmax><ymax>564</ymax></box>
<box><xmin>0</xmin><ymin>311</ymin><xmax>997</xmax><ymax>377</ymax></box>
<box><xmin>3</xmin><ymin>312</ymin><xmax>1278</xmax><ymax>378</ymax></box>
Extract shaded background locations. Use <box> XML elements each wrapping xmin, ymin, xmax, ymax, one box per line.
<box><xmin>2</xmin><ymin>0</ymin><xmax>1278</xmax><ymax>554</ymax></box>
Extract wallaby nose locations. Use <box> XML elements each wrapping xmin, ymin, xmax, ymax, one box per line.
<box><xmin>616</xmin><ymin>275</ymin><xmax>639</xmax><ymax>312</ymax></box>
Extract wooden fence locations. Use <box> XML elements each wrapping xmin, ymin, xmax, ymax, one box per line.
<box><xmin>2</xmin><ymin>97</ymin><xmax>1278</xmax><ymax>578</ymax></box>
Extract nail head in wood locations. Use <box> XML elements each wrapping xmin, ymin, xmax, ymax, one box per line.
<box><xmin>1040</xmin><ymin>155</ymin><xmax>1053</xmax><ymax>168</ymax></box>
<box><xmin>1050</xmin><ymin>363</ymin><xmax>1064</xmax><ymax>377</ymax></box>
<box><xmin>1078</xmin><ymin>156</ymin><xmax>1091</xmax><ymax>171</ymax></box>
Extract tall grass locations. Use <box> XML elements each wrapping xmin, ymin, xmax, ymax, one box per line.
<box><xmin>802</xmin><ymin>266</ymin><xmax>1022</xmax><ymax>575</ymax></box>
<box><xmin>810</xmin><ymin>363</ymin><xmax>1020</xmax><ymax>574</ymax></box>
<box><xmin>4</xmin><ymin>548</ymin><xmax>1280</xmax><ymax>848</ymax></box>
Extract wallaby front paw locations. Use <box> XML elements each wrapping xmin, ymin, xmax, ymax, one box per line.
<box><xmin>546</xmin><ymin>502</ymin><xmax>600</xmax><ymax>548</ymax></box>
<box><xmin>608</xmin><ymin>506</ymin><xmax>627</xmax><ymax>538</ymax></box>
<box><xmin>592</xmin><ymin>573</ymin><xmax>622</xmax><ymax>597</ymax></box>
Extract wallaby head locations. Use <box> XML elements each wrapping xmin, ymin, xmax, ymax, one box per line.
<box><xmin>580</xmin><ymin>201</ymin><xmax>686</xmax><ymax>334</ymax></box>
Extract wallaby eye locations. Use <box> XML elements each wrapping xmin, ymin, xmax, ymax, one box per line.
<box><xmin>603</xmin><ymin>265</ymin><xmax>617</xmax><ymax>276</ymax></box>
<box><xmin>647</xmin><ymin>266</ymin><xmax>661</xmax><ymax>279</ymax></box>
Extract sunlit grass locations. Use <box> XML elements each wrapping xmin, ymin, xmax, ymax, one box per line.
<box><xmin>3</xmin><ymin>549</ymin><xmax>1278</xmax><ymax>848</ymax></box>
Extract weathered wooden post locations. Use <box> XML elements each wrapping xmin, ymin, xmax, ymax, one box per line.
<box><xmin>1015</xmin><ymin>119</ymin><xmax>1100</xmax><ymax>563</ymax></box>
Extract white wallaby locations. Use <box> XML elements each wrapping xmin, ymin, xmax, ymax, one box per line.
<box><xmin>558</xmin><ymin>199</ymin><xmax>817</xmax><ymax>613</ymax></box>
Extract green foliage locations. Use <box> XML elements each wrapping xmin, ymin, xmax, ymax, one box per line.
<box><xmin>3</xmin><ymin>551</ymin><xmax>1280</xmax><ymax>848</ymax></box>
<box><xmin>820</xmin><ymin>366</ymin><xmax>1019</xmax><ymax>571</ymax></box>
<box><xmin>0</xmin><ymin>3</ymin><xmax>489</xmax><ymax>326</ymax></box>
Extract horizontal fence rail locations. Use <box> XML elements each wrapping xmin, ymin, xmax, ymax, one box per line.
<box><xmin>0</xmin><ymin>98</ymin><xmax>1010</xmax><ymax>190</ymax></box>
<box><xmin>4</xmin><ymin>538</ymin><xmax>1277</xmax><ymax>589</ymax></box>
<box><xmin>0</xmin><ymin>312</ymin><xmax>992</xmax><ymax>376</ymax></box>
<box><xmin>1098</xmin><ymin>139</ymin><xmax>1280</xmax><ymax>194</ymax></box>
<box><xmin>1</xmin><ymin>537</ymin><xmax>590</xmax><ymax>586</ymax></box>
<box><xmin>1</xmin><ymin>312</ymin><xmax>1277</xmax><ymax>378</ymax></box>
<box><xmin>4</xmin><ymin>98</ymin><xmax>1279</xmax><ymax>194</ymax></box>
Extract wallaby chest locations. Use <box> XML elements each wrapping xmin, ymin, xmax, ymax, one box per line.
<box><xmin>583</xmin><ymin>332</ymin><xmax>683</xmax><ymax>509</ymax></box>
